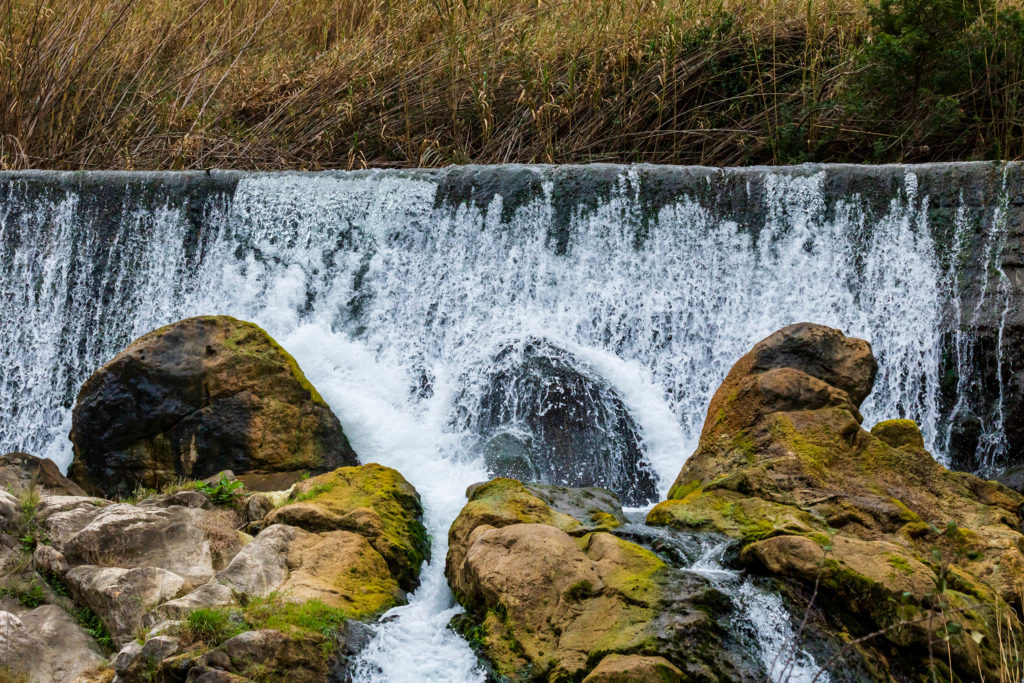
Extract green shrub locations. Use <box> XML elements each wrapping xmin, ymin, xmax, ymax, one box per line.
<box><xmin>72</xmin><ymin>605</ymin><xmax>115</xmax><ymax>651</ymax></box>
<box><xmin>179</xmin><ymin>596</ymin><xmax>347</xmax><ymax>653</ymax></box>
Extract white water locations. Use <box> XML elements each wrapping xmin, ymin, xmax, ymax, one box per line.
<box><xmin>0</xmin><ymin>166</ymin><xmax>1010</xmax><ymax>680</ymax></box>
<box><xmin>690</xmin><ymin>540</ymin><xmax>825</xmax><ymax>683</ymax></box>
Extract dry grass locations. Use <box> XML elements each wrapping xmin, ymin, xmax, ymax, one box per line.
<box><xmin>0</xmin><ymin>0</ymin><xmax>1020</xmax><ymax>169</ymax></box>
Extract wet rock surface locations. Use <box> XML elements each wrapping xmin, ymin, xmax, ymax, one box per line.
<box><xmin>648</xmin><ymin>322</ymin><xmax>1024</xmax><ymax>681</ymax></box>
<box><xmin>466</xmin><ymin>337</ymin><xmax>659</xmax><ymax>506</ymax></box>
<box><xmin>68</xmin><ymin>315</ymin><xmax>358</xmax><ymax>498</ymax></box>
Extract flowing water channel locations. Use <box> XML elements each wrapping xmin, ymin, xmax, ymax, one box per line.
<box><xmin>0</xmin><ymin>165</ymin><xmax>1014</xmax><ymax>681</ymax></box>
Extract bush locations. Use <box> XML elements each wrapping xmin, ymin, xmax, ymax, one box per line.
<box><xmin>0</xmin><ymin>580</ymin><xmax>46</xmax><ymax>608</ymax></box>
<box><xmin>851</xmin><ymin>0</ymin><xmax>1024</xmax><ymax>159</ymax></box>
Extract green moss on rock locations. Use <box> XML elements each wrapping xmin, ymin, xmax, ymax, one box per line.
<box><xmin>274</xmin><ymin>463</ymin><xmax>428</xmax><ymax>592</ymax></box>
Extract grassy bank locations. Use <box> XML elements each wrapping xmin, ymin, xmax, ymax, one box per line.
<box><xmin>1</xmin><ymin>0</ymin><xmax>1021</xmax><ymax>170</ymax></box>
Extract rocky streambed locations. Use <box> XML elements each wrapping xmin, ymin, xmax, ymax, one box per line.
<box><xmin>1</xmin><ymin>315</ymin><xmax>1022</xmax><ymax>682</ymax></box>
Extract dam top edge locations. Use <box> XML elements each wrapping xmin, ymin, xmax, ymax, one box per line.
<box><xmin>0</xmin><ymin>159</ymin><xmax>1018</xmax><ymax>183</ymax></box>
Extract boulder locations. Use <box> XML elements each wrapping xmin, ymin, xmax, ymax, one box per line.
<box><xmin>0</xmin><ymin>607</ymin><xmax>106</xmax><ymax>682</ymax></box>
<box><xmin>277</xmin><ymin>529</ymin><xmax>403</xmax><ymax>619</ymax></box>
<box><xmin>34</xmin><ymin>495</ymin><xmax>111</xmax><ymax>547</ymax></box>
<box><xmin>164</xmin><ymin>626</ymin><xmax>350</xmax><ymax>683</ymax></box>
<box><xmin>446</xmin><ymin>478</ymin><xmax>625</xmax><ymax>599</ymax></box>
<box><xmin>446</xmin><ymin>478</ymin><xmax>754</xmax><ymax>681</ymax></box>
<box><xmin>68</xmin><ymin>316</ymin><xmax>358</xmax><ymax>498</ymax></box>
<box><xmin>0</xmin><ymin>452</ymin><xmax>87</xmax><ymax>496</ymax></box>
<box><xmin>53</xmin><ymin>502</ymin><xmax>237</xmax><ymax>587</ymax></box>
<box><xmin>65</xmin><ymin>564</ymin><xmax>186</xmax><ymax>646</ymax></box>
<box><xmin>648</xmin><ymin>322</ymin><xmax>1024</xmax><ymax>681</ymax></box>
<box><xmin>263</xmin><ymin>464</ymin><xmax>428</xmax><ymax>591</ymax></box>
<box><xmin>158</xmin><ymin>522</ymin><xmax>404</xmax><ymax>623</ymax></box>
<box><xmin>583</xmin><ymin>654</ymin><xmax>686</xmax><ymax>682</ymax></box>
<box><xmin>464</xmin><ymin>338</ymin><xmax>658</xmax><ymax>506</ymax></box>
<box><xmin>0</xmin><ymin>489</ymin><xmax>19</xmax><ymax>530</ymax></box>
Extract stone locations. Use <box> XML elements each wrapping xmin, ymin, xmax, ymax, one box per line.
<box><xmin>113</xmin><ymin>640</ymin><xmax>144</xmax><ymax>675</ymax></box>
<box><xmin>35</xmin><ymin>495</ymin><xmax>110</xmax><ymax>547</ymax></box>
<box><xmin>68</xmin><ymin>315</ymin><xmax>358</xmax><ymax>498</ymax></box>
<box><xmin>0</xmin><ymin>452</ymin><xmax>87</xmax><ymax>496</ymax></box>
<box><xmin>65</xmin><ymin>564</ymin><xmax>186</xmax><ymax>646</ymax></box>
<box><xmin>265</xmin><ymin>464</ymin><xmax>428</xmax><ymax>591</ymax></box>
<box><xmin>870</xmin><ymin>418</ymin><xmax>926</xmax><ymax>451</ymax></box>
<box><xmin>278</xmin><ymin>529</ymin><xmax>403</xmax><ymax>619</ymax></box>
<box><xmin>32</xmin><ymin>544</ymin><xmax>69</xmax><ymax>576</ymax></box>
<box><xmin>463</xmin><ymin>337</ymin><xmax>659</xmax><ymax>505</ymax></box>
<box><xmin>0</xmin><ymin>489</ymin><xmax>19</xmax><ymax>531</ymax></box>
<box><xmin>138</xmin><ymin>489</ymin><xmax>212</xmax><ymax>510</ymax></box>
<box><xmin>446</xmin><ymin>478</ymin><xmax>753</xmax><ymax>681</ymax></box>
<box><xmin>154</xmin><ymin>523</ymin><xmax>300</xmax><ymax>620</ymax></box>
<box><xmin>157</xmin><ymin>522</ymin><xmax>404</xmax><ymax>622</ymax></box>
<box><xmin>727</xmin><ymin>322</ymin><xmax>877</xmax><ymax>407</ymax></box>
<box><xmin>0</xmin><ymin>606</ymin><xmax>106</xmax><ymax>682</ymax></box>
<box><xmin>648</xmin><ymin>322</ymin><xmax>1024</xmax><ymax>681</ymax></box>
<box><xmin>583</xmin><ymin>654</ymin><xmax>686</xmax><ymax>682</ymax></box>
<box><xmin>56</xmin><ymin>503</ymin><xmax>237</xmax><ymax>586</ymax></box>
<box><xmin>140</xmin><ymin>634</ymin><xmax>180</xmax><ymax>661</ymax></box>
<box><xmin>186</xmin><ymin>628</ymin><xmax>336</xmax><ymax>682</ymax></box>
<box><xmin>245</xmin><ymin>492</ymin><xmax>278</xmax><ymax>524</ymax></box>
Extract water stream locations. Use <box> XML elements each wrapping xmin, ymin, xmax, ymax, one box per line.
<box><xmin>0</xmin><ymin>166</ymin><xmax>1012</xmax><ymax>681</ymax></box>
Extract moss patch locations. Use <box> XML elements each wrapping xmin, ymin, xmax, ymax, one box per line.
<box><xmin>281</xmin><ymin>463</ymin><xmax>428</xmax><ymax>591</ymax></box>
<box><xmin>648</xmin><ymin>490</ymin><xmax>814</xmax><ymax>542</ymax></box>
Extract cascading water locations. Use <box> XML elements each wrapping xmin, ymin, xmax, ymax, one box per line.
<box><xmin>0</xmin><ymin>165</ymin><xmax>1014</xmax><ymax>682</ymax></box>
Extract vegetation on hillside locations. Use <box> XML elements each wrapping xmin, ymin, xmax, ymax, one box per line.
<box><xmin>0</xmin><ymin>0</ymin><xmax>1021</xmax><ymax>169</ymax></box>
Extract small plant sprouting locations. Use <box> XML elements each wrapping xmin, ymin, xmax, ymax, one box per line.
<box><xmin>197</xmin><ymin>474</ymin><xmax>245</xmax><ymax>506</ymax></box>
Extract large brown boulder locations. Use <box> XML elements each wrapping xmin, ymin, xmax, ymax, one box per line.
<box><xmin>446</xmin><ymin>478</ymin><xmax>755</xmax><ymax>681</ymax></box>
<box><xmin>648</xmin><ymin>323</ymin><xmax>1024</xmax><ymax>681</ymax></box>
<box><xmin>68</xmin><ymin>316</ymin><xmax>357</xmax><ymax>498</ymax></box>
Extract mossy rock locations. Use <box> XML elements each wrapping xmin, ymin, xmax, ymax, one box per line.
<box><xmin>870</xmin><ymin>419</ymin><xmax>925</xmax><ymax>451</ymax></box>
<box><xmin>69</xmin><ymin>316</ymin><xmax>357</xmax><ymax>498</ymax></box>
<box><xmin>270</xmin><ymin>463</ymin><xmax>428</xmax><ymax>592</ymax></box>
<box><xmin>648</xmin><ymin>489</ymin><xmax>817</xmax><ymax>542</ymax></box>
<box><xmin>446</xmin><ymin>478</ymin><xmax>753</xmax><ymax>681</ymax></box>
<box><xmin>653</xmin><ymin>323</ymin><xmax>1024</xmax><ymax>681</ymax></box>
<box><xmin>279</xmin><ymin>529</ymin><xmax>404</xmax><ymax>619</ymax></box>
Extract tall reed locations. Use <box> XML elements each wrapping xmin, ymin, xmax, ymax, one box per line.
<box><xmin>0</xmin><ymin>0</ymin><xmax>1020</xmax><ymax>169</ymax></box>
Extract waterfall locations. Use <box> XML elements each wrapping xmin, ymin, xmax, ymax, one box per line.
<box><xmin>0</xmin><ymin>164</ymin><xmax>1014</xmax><ymax>681</ymax></box>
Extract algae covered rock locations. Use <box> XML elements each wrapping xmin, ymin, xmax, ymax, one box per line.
<box><xmin>583</xmin><ymin>654</ymin><xmax>686</xmax><ymax>682</ymax></box>
<box><xmin>648</xmin><ymin>322</ymin><xmax>1024</xmax><ymax>681</ymax></box>
<box><xmin>265</xmin><ymin>463</ymin><xmax>428</xmax><ymax>591</ymax></box>
<box><xmin>159</xmin><ymin>463</ymin><xmax>426</xmax><ymax>624</ymax></box>
<box><xmin>446</xmin><ymin>478</ymin><xmax>753</xmax><ymax>681</ymax></box>
<box><xmin>68</xmin><ymin>315</ymin><xmax>357</xmax><ymax>498</ymax></box>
